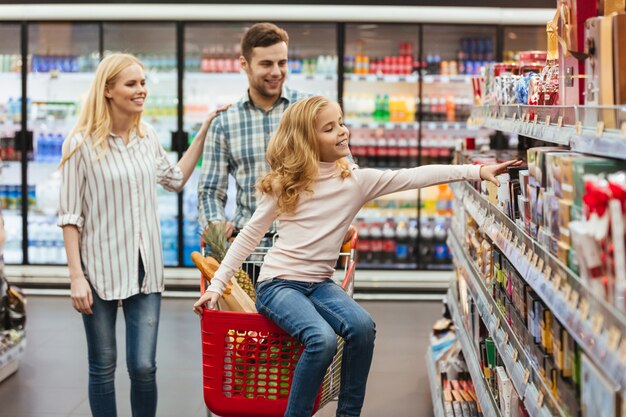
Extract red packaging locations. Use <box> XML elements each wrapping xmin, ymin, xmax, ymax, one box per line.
<box><xmin>557</xmin><ymin>0</ymin><xmax>598</xmax><ymax>105</ymax></box>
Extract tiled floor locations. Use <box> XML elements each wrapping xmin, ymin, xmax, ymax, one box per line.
<box><xmin>0</xmin><ymin>296</ymin><xmax>440</xmax><ymax>417</ymax></box>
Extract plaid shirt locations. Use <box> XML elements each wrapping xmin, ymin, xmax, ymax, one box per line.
<box><xmin>198</xmin><ymin>86</ymin><xmax>309</xmax><ymax>231</ymax></box>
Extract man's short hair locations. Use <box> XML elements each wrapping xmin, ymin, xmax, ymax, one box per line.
<box><xmin>241</xmin><ymin>22</ymin><xmax>289</xmax><ymax>62</ymax></box>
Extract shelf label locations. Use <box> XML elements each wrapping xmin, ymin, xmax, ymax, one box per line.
<box><xmin>579</xmin><ymin>299</ymin><xmax>590</xmax><ymax>321</ymax></box>
<box><xmin>592</xmin><ymin>312</ymin><xmax>604</xmax><ymax>335</ymax></box>
<box><xmin>569</xmin><ymin>290</ymin><xmax>579</xmax><ymax>309</ymax></box>
<box><xmin>544</xmin><ymin>266</ymin><xmax>553</xmax><ymax>281</ymax></box>
<box><xmin>545</xmin><ymin>115</ymin><xmax>551</xmax><ymax>126</ymax></box>
<box><xmin>512</xmin><ymin>112</ymin><xmax>517</xmax><ymax>121</ymax></box>
<box><xmin>557</xmin><ymin>115</ymin><xmax>563</xmax><ymax>128</ymax></box>
<box><xmin>575</xmin><ymin>121</ymin><xmax>583</xmax><ymax>135</ymax></box>
<box><xmin>561</xmin><ymin>283</ymin><xmax>572</xmax><ymax>301</ymax></box>
<box><xmin>537</xmin><ymin>258</ymin><xmax>544</xmax><ymax>273</ymax></box>
<box><xmin>513</xmin><ymin>349</ymin><xmax>519</xmax><ymax>362</ymax></box>
<box><xmin>503</xmin><ymin>332</ymin><xmax>509</xmax><ymax>344</ymax></box>
<box><xmin>553</xmin><ymin>273</ymin><xmax>562</xmax><ymax>290</ymax></box>
<box><xmin>607</xmin><ymin>326</ymin><xmax>621</xmax><ymax>352</ymax></box>
<box><xmin>495</xmin><ymin>318</ymin><xmax>501</xmax><ymax>329</ymax></box>
<box><xmin>621</xmin><ymin>121</ymin><xmax>626</xmax><ymax>137</ymax></box>
<box><xmin>619</xmin><ymin>339</ymin><xmax>626</xmax><ymax>365</ymax></box>
<box><xmin>531</xmin><ymin>253</ymin><xmax>539</xmax><ymax>267</ymax></box>
<box><xmin>537</xmin><ymin>391</ymin><xmax>544</xmax><ymax>408</ymax></box>
<box><xmin>596</xmin><ymin>121</ymin><xmax>605</xmax><ymax>137</ymax></box>
<box><xmin>523</xmin><ymin>368</ymin><xmax>530</xmax><ymax>384</ymax></box>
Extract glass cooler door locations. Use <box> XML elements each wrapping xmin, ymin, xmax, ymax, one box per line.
<box><xmin>343</xmin><ymin>23</ymin><xmax>420</xmax><ymax>270</ymax></box>
<box><xmin>420</xmin><ymin>24</ymin><xmax>497</xmax><ymax>270</ymax></box>
<box><xmin>182</xmin><ymin>23</ymin><xmax>338</xmax><ymax>266</ymax></box>
<box><xmin>26</xmin><ymin>23</ymin><xmax>99</xmax><ymax>265</ymax></box>
<box><xmin>104</xmin><ymin>22</ymin><xmax>180</xmax><ymax>266</ymax></box>
<box><xmin>0</xmin><ymin>24</ymin><xmax>24</xmax><ymax>264</ymax></box>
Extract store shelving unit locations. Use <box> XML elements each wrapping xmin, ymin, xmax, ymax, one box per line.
<box><xmin>447</xmin><ymin>103</ymin><xmax>626</xmax><ymax>416</ymax></box>
<box><xmin>425</xmin><ymin>348</ymin><xmax>445</xmax><ymax>417</ymax></box>
<box><xmin>446</xmin><ymin>285</ymin><xmax>502</xmax><ymax>417</ymax></box>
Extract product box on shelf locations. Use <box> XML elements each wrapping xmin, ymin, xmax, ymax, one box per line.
<box><xmin>557</xmin><ymin>0</ymin><xmax>598</xmax><ymax>105</ymax></box>
<box><xmin>597</xmin><ymin>0</ymin><xmax>626</xmax><ymax>15</ymax></box>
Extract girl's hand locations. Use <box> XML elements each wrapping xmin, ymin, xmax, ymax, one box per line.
<box><xmin>479</xmin><ymin>160</ymin><xmax>524</xmax><ymax>187</ymax></box>
<box><xmin>193</xmin><ymin>290</ymin><xmax>221</xmax><ymax>316</ymax></box>
<box><xmin>71</xmin><ymin>275</ymin><xmax>93</xmax><ymax>315</ymax></box>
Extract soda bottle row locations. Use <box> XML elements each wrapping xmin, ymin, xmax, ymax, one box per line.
<box><xmin>289</xmin><ymin>52</ymin><xmax>338</xmax><ymax>76</ymax></box>
<box><xmin>143</xmin><ymin>96</ymin><xmax>178</xmax><ymax>118</ymax></box>
<box><xmin>343</xmin><ymin>94</ymin><xmax>417</xmax><ymax>124</ymax></box>
<box><xmin>133</xmin><ymin>53</ymin><xmax>177</xmax><ymax>72</ymax></box>
<box><xmin>30</xmin><ymin>53</ymin><xmax>99</xmax><ymax>73</ymax></box>
<box><xmin>346</xmin><ymin>41</ymin><xmax>416</xmax><ymax>76</ymax></box>
<box><xmin>0</xmin><ymin>133</ymin><xmax>19</xmax><ymax>161</ymax></box>
<box><xmin>421</xmin><ymin>95</ymin><xmax>472</xmax><ymax>122</ymax></box>
<box><xmin>0</xmin><ymin>185</ymin><xmax>35</xmax><ymax>211</ymax></box>
<box><xmin>187</xmin><ymin>47</ymin><xmax>241</xmax><ymax>73</ymax></box>
<box><xmin>35</xmin><ymin>132</ymin><xmax>65</xmax><ymax>164</ymax></box>
<box><xmin>419</xmin><ymin>216</ymin><xmax>452</xmax><ymax>265</ymax></box>
<box><xmin>356</xmin><ymin>217</ymin><xmax>418</xmax><ymax>265</ymax></box>
<box><xmin>349</xmin><ymin>130</ymin><xmax>418</xmax><ymax>168</ymax></box>
<box><xmin>28</xmin><ymin>219</ymin><xmax>67</xmax><ymax>264</ymax></box>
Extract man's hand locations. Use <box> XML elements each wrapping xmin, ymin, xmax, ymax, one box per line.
<box><xmin>479</xmin><ymin>160</ymin><xmax>524</xmax><ymax>186</ymax></box>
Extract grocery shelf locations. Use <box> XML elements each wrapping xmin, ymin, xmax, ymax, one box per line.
<box><xmin>423</xmin><ymin>74</ymin><xmax>472</xmax><ymax>84</ymax></box>
<box><xmin>447</xmin><ymin>286</ymin><xmax>502</xmax><ymax>417</ymax></box>
<box><xmin>470</xmin><ymin>104</ymin><xmax>626</xmax><ymax>160</ymax></box>
<box><xmin>447</xmin><ymin>230</ymin><xmax>566</xmax><ymax>417</ymax></box>
<box><xmin>425</xmin><ymin>348</ymin><xmax>445</xmax><ymax>417</ymax></box>
<box><xmin>343</xmin><ymin>73</ymin><xmax>418</xmax><ymax>83</ymax></box>
<box><xmin>345</xmin><ymin>121</ymin><xmax>419</xmax><ymax>130</ymax></box>
<box><xmin>451</xmin><ymin>180</ymin><xmax>626</xmax><ymax>395</ymax></box>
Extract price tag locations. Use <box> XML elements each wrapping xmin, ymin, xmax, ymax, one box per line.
<box><xmin>596</xmin><ymin>121</ymin><xmax>605</xmax><ymax>137</ymax></box>
<box><xmin>522</xmin><ymin>112</ymin><xmax>528</xmax><ymax>123</ymax></box>
<box><xmin>553</xmin><ymin>274</ymin><xmax>562</xmax><ymax>290</ymax></box>
<box><xmin>512</xmin><ymin>112</ymin><xmax>517</xmax><ymax>121</ymax></box>
<box><xmin>557</xmin><ymin>115</ymin><xmax>564</xmax><ymax>128</ymax></box>
<box><xmin>561</xmin><ymin>283</ymin><xmax>572</xmax><ymax>300</ymax></box>
<box><xmin>607</xmin><ymin>326</ymin><xmax>621</xmax><ymax>352</ymax></box>
<box><xmin>520</xmin><ymin>243</ymin><xmax>527</xmax><ymax>256</ymax></box>
<box><xmin>621</xmin><ymin>121</ymin><xmax>626</xmax><ymax>137</ymax></box>
<box><xmin>619</xmin><ymin>339</ymin><xmax>626</xmax><ymax>365</ymax></box>
<box><xmin>523</xmin><ymin>368</ymin><xmax>530</xmax><ymax>384</ymax></box>
<box><xmin>537</xmin><ymin>391</ymin><xmax>544</xmax><ymax>408</ymax></box>
<box><xmin>513</xmin><ymin>349</ymin><xmax>519</xmax><ymax>362</ymax></box>
<box><xmin>545</xmin><ymin>115</ymin><xmax>551</xmax><ymax>126</ymax></box>
<box><xmin>575</xmin><ymin>121</ymin><xmax>583</xmax><ymax>135</ymax></box>
<box><xmin>503</xmin><ymin>332</ymin><xmax>509</xmax><ymax>344</ymax></box>
<box><xmin>489</xmin><ymin>304</ymin><xmax>494</xmax><ymax>315</ymax></box>
<box><xmin>533</xmin><ymin>114</ymin><xmax>538</xmax><ymax>125</ymax></box>
<box><xmin>526</xmin><ymin>113</ymin><xmax>532</xmax><ymax>123</ymax></box>
<box><xmin>592</xmin><ymin>312</ymin><xmax>604</xmax><ymax>335</ymax></box>
<box><xmin>569</xmin><ymin>290</ymin><xmax>580</xmax><ymax>309</ymax></box>
<box><xmin>579</xmin><ymin>299</ymin><xmax>590</xmax><ymax>321</ymax></box>
<box><xmin>544</xmin><ymin>266</ymin><xmax>553</xmax><ymax>281</ymax></box>
<box><xmin>513</xmin><ymin>236</ymin><xmax>519</xmax><ymax>248</ymax></box>
<box><xmin>526</xmin><ymin>247</ymin><xmax>534</xmax><ymax>263</ymax></box>
<box><xmin>531</xmin><ymin>253</ymin><xmax>539</xmax><ymax>267</ymax></box>
<box><xmin>495</xmin><ymin>318</ymin><xmax>501</xmax><ymax>329</ymax></box>
<box><xmin>501</xmin><ymin>111</ymin><xmax>506</xmax><ymax>120</ymax></box>
<box><xmin>537</xmin><ymin>258</ymin><xmax>545</xmax><ymax>272</ymax></box>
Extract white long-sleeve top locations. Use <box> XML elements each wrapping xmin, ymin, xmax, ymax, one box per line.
<box><xmin>206</xmin><ymin>162</ymin><xmax>481</xmax><ymax>295</ymax></box>
<box><xmin>58</xmin><ymin>124</ymin><xmax>183</xmax><ymax>300</ymax></box>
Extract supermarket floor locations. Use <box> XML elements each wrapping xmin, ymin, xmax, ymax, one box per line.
<box><xmin>0</xmin><ymin>295</ymin><xmax>442</xmax><ymax>417</ymax></box>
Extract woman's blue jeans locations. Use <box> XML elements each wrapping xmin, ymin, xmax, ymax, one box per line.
<box><xmin>82</xmin><ymin>258</ymin><xmax>161</xmax><ymax>417</ymax></box>
<box><xmin>255</xmin><ymin>278</ymin><xmax>376</xmax><ymax>417</ymax></box>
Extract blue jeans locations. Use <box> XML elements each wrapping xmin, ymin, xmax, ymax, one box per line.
<box><xmin>255</xmin><ymin>278</ymin><xmax>376</xmax><ymax>417</ymax></box>
<box><xmin>82</xmin><ymin>257</ymin><xmax>161</xmax><ymax>417</ymax></box>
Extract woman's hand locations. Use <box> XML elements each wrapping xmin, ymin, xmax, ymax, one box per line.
<box><xmin>71</xmin><ymin>275</ymin><xmax>93</xmax><ymax>315</ymax></box>
<box><xmin>201</xmin><ymin>104</ymin><xmax>230</xmax><ymax>132</ymax></box>
<box><xmin>479</xmin><ymin>160</ymin><xmax>524</xmax><ymax>186</ymax></box>
<box><xmin>193</xmin><ymin>290</ymin><xmax>221</xmax><ymax>316</ymax></box>
<box><xmin>343</xmin><ymin>224</ymin><xmax>357</xmax><ymax>244</ymax></box>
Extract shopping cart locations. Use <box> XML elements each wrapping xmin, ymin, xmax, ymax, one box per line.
<box><xmin>198</xmin><ymin>231</ymin><xmax>358</xmax><ymax>417</ymax></box>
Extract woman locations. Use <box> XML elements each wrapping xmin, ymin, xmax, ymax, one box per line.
<box><xmin>58</xmin><ymin>52</ymin><xmax>220</xmax><ymax>417</ymax></box>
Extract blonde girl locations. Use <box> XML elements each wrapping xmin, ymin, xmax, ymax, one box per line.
<box><xmin>59</xmin><ymin>52</ymin><xmax>221</xmax><ymax>417</ymax></box>
<box><xmin>193</xmin><ymin>95</ymin><xmax>516</xmax><ymax>417</ymax></box>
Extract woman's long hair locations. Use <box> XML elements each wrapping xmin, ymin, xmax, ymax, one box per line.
<box><xmin>59</xmin><ymin>53</ymin><xmax>145</xmax><ymax>167</ymax></box>
<box><xmin>257</xmin><ymin>96</ymin><xmax>351</xmax><ymax>215</ymax></box>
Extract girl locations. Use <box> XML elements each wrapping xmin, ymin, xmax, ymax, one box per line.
<box><xmin>193</xmin><ymin>95</ymin><xmax>516</xmax><ymax>417</ymax></box>
<box><xmin>58</xmin><ymin>52</ymin><xmax>222</xmax><ymax>417</ymax></box>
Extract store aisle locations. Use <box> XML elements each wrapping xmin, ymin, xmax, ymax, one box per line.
<box><xmin>0</xmin><ymin>295</ymin><xmax>441</xmax><ymax>417</ymax></box>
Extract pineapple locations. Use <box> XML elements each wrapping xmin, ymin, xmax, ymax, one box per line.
<box><xmin>201</xmin><ymin>222</ymin><xmax>256</xmax><ymax>302</ymax></box>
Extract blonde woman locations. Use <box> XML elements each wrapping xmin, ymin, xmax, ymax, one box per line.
<box><xmin>193</xmin><ymin>95</ymin><xmax>518</xmax><ymax>417</ymax></box>
<box><xmin>58</xmin><ymin>52</ymin><xmax>221</xmax><ymax>417</ymax></box>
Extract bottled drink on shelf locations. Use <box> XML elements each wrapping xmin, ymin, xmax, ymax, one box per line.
<box><xmin>357</xmin><ymin>219</ymin><xmax>372</xmax><ymax>264</ymax></box>
<box><xmin>395</xmin><ymin>220</ymin><xmax>409</xmax><ymax>263</ymax></box>
<box><xmin>381</xmin><ymin>218</ymin><xmax>397</xmax><ymax>264</ymax></box>
<box><xmin>408</xmin><ymin>218</ymin><xmax>418</xmax><ymax>264</ymax></box>
<box><xmin>375</xmin><ymin>129</ymin><xmax>388</xmax><ymax>168</ymax></box>
<box><xmin>397</xmin><ymin>133</ymin><xmax>409</xmax><ymax>168</ymax></box>
<box><xmin>369</xmin><ymin>221</ymin><xmax>383</xmax><ymax>264</ymax></box>
<box><xmin>419</xmin><ymin>219</ymin><xmax>434</xmax><ymax>265</ymax></box>
<box><xmin>435</xmin><ymin>184</ymin><xmax>453</xmax><ymax>216</ymax></box>
<box><xmin>387</xmin><ymin>133</ymin><xmax>398</xmax><ymax>169</ymax></box>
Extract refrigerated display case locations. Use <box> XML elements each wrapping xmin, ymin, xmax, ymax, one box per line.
<box><xmin>2</xmin><ymin>18</ymin><xmax>540</xmax><ymax>275</ymax></box>
<box><xmin>0</xmin><ymin>24</ymin><xmax>23</xmax><ymax>264</ymax></box>
<box><xmin>26</xmin><ymin>23</ymin><xmax>99</xmax><ymax>265</ymax></box>
<box><xmin>181</xmin><ymin>22</ymin><xmax>338</xmax><ymax>266</ymax></box>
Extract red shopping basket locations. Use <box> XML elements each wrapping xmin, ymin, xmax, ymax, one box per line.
<box><xmin>199</xmin><ymin>233</ymin><xmax>357</xmax><ymax>417</ymax></box>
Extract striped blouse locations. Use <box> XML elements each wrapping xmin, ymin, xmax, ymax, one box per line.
<box><xmin>57</xmin><ymin>123</ymin><xmax>183</xmax><ymax>300</ymax></box>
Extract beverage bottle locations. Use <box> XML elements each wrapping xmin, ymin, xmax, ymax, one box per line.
<box><xmin>382</xmin><ymin>219</ymin><xmax>396</xmax><ymax>263</ymax></box>
<box><xmin>350</xmin><ymin>132</ymin><xmax>365</xmax><ymax>166</ymax></box>
<box><xmin>369</xmin><ymin>222</ymin><xmax>383</xmax><ymax>264</ymax></box>
<box><xmin>419</xmin><ymin>219</ymin><xmax>434</xmax><ymax>265</ymax></box>
<box><xmin>200</xmin><ymin>48</ymin><xmax>211</xmax><ymax>72</ymax></box>
<box><xmin>382</xmin><ymin>94</ymin><xmax>390</xmax><ymax>122</ymax></box>
<box><xmin>387</xmin><ymin>133</ymin><xmax>398</xmax><ymax>168</ymax></box>
<box><xmin>356</xmin><ymin>220</ymin><xmax>371</xmax><ymax>264</ymax></box>
<box><xmin>435</xmin><ymin>184</ymin><xmax>453</xmax><ymax>216</ymax></box>
<box><xmin>433</xmin><ymin>217</ymin><xmax>449</xmax><ymax>264</ymax></box>
<box><xmin>397</xmin><ymin>133</ymin><xmax>409</xmax><ymax>168</ymax></box>
<box><xmin>395</xmin><ymin>220</ymin><xmax>409</xmax><ymax>264</ymax></box>
<box><xmin>366</xmin><ymin>132</ymin><xmax>377</xmax><ymax>168</ymax></box>
<box><xmin>408</xmin><ymin>218</ymin><xmax>418</xmax><ymax>263</ymax></box>
<box><xmin>408</xmin><ymin>133</ymin><xmax>419</xmax><ymax>166</ymax></box>
<box><xmin>376</xmin><ymin>130</ymin><xmax>388</xmax><ymax>168</ymax></box>
<box><xmin>54</xmin><ymin>133</ymin><xmax>64</xmax><ymax>162</ymax></box>
<box><xmin>35</xmin><ymin>132</ymin><xmax>45</xmax><ymax>162</ymax></box>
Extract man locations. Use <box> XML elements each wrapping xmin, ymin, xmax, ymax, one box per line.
<box><xmin>197</xmin><ymin>22</ymin><xmax>309</xmax><ymax>237</ymax></box>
